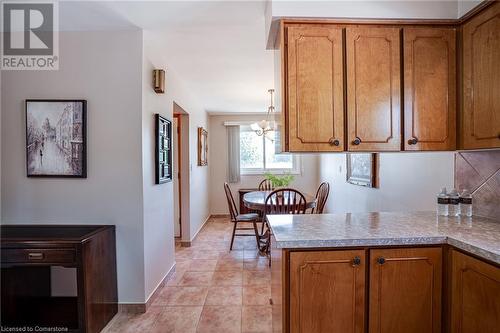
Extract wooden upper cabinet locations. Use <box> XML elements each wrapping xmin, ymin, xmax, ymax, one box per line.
<box><xmin>285</xmin><ymin>25</ymin><xmax>345</xmax><ymax>152</ymax></box>
<box><xmin>346</xmin><ymin>26</ymin><xmax>401</xmax><ymax>151</ymax></box>
<box><xmin>369</xmin><ymin>248</ymin><xmax>442</xmax><ymax>333</ymax></box>
<box><xmin>289</xmin><ymin>250</ymin><xmax>365</xmax><ymax>333</ymax></box>
<box><xmin>462</xmin><ymin>2</ymin><xmax>500</xmax><ymax>149</ymax></box>
<box><xmin>451</xmin><ymin>250</ymin><xmax>500</xmax><ymax>333</ymax></box>
<box><xmin>404</xmin><ymin>28</ymin><xmax>456</xmax><ymax>151</ymax></box>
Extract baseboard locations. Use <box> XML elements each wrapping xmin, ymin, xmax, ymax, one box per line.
<box><xmin>179</xmin><ymin>214</ymin><xmax>212</xmax><ymax>247</ymax></box>
<box><xmin>210</xmin><ymin>214</ymin><xmax>229</xmax><ymax>218</ymax></box>
<box><xmin>118</xmin><ymin>262</ymin><xmax>176</xmax><ymax>314</ymax></box>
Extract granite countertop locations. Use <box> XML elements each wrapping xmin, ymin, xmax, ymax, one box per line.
<box><xmin>267</xmin><ymin>211</ymin><xmax>500</xmax><ymax>264</ymax></box>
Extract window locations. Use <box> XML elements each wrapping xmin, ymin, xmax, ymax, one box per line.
<box><xmin>239</xmin><ymin>125</ymin><xmax>299</xmax><ymax>174</ymax></box>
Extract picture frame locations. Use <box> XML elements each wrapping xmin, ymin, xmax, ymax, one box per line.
<box><xmin>346</xmin><ymin>153</ymin><xmax>378</xmax><ymax>188</ymax></box>
<box><xmin>25</xmin><ymin>99</ymin><xmax>87</xmax><ymax>178</ymax></box>
<box><xmin>197</xmin><ymin>127</ymin><xmax>208</xmax><ymax>166</ymax></box>
<box><xmin>155</xmin><ymin>114</ymin><xmax>172</xmax><ymax>184</ymax></box>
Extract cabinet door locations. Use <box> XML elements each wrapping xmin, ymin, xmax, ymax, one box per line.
<box><xmin>462</xmin><ymin>2</ymin><xmax>500</xmax><ymax>149</ymax></box>
<box><xmin>404</xmin><ymin>28</ymin><xmax>456</xmax><ymax>151</ymax></box>
<box><xmin>346</xmin><ymin>27</ymin><xmax>401</xmax><ymax>151</ymax></box>
<box><xmin>289</xmin><ymin>250</ymin><xmax>365</xmax><ymax>333</ymax></box>
<box><xmin>369</xmin><ymin>248</ymin><xmax>442</xmax><ymax>333</ymax></box>
<box><xmin>451</xmin><ymin>250</ymin><xmax>500</xmax><ymax>332</ymax></box>
<box><xmin>286</xmin><ymin>25</ymin><xmax>345</xmax><ymax>152</ymax></box>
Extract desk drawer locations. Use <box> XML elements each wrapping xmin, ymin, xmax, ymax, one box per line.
<box><xmin>2</xmin><ymin>248</ymin><xmax>75</xmax><ymax>264</ymax></box>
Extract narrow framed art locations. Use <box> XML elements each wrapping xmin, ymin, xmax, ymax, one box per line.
<box><xmin>26</xmin><ymin>100</ymin><xmax>87</xmax><ymax>178</ymax></box>
<box><xmin>155</xmin><ymin>114</ymin><xmax>172</xmax><ymax>184</ymax></box>
<box><xmin>346</xmin><ymin>153</ymin><xmax>378</xmax><ymax>188</ymax></box>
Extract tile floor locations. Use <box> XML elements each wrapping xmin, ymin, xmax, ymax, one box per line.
<box><xmin>103</xmin><ymin>216</ymin><xmax>272</xmax><ymax>333</ymax></box>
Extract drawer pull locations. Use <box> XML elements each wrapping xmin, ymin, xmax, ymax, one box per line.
<box><xmin>28</xmin><ymin>252</ymin><xmax>44</xmax><ymax>260</ymax></box>
<box><xmin>352</xmin><ymin>256</ymin><xmax>361</xmax><ymax>266</ymax></box>
<box><xmin>329</xmin><ymin>138</ymin><xmax>340</xmax><ymax>146</ymax></box>
<box><xmin>377</xmin><ymin>257</ymin><xmax>386</xmax><ymax>265</ymax></box>
<box><xmin>408</xmin><ymin>138</ymin><xmax>418</xmax><ymax>145</ymax></box>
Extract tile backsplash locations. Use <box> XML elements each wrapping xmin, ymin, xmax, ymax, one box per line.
<box><xmin>455</xmin><ymin>150</ymin><xmax>500</xmax><ymax>220</ymax></box>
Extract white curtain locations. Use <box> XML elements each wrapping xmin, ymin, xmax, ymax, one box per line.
<box><xmin>227</xmin><ymin>125</ymin><xmax>240</xmax><ymax>183</ymax></box>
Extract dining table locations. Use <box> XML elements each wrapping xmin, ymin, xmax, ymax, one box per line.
<box><xmin>242</xmin><ymin>190</ymin><xmax>317</xmax><ymax>212</ymax></box>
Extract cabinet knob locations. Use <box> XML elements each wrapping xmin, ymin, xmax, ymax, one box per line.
<box><xmin>408</xmin><ymin>138</ymin><xmax>418</xmax><ymax>145</ymax></box>
<box><xmin>352</xmin><ymin>137</ymin><xmax>361</xmax><ymax>145</ymax></box>
<box><xmin>352</xmin><ymin>256</ymin><xmax>361</xmax><ymax>266</ymax></box>
<box><xmin>329</xmin><ymin>138</ymin><xmax>340</xmax><ymax>146</ymax></box>
<box><xmin>377</xmin><ymin>257</ymin><xmax>386</xmax><ymax>265</ymax></box>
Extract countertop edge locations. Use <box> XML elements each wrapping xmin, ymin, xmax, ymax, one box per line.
<box><xmin>274</xmin><ymin>236</ymin><xmax>499</xmax><ymax>265</ymax></box>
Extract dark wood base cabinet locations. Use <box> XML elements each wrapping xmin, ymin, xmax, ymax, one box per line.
<box><xmin>1</xmin><ymin>225</ymin><xmax>118</xmax><ymax>333</ymax></box>
<box><xmin>274</xmin><ymin>246</ymin><xmax>499</xmax><ymax>333</ymax></box>
<box><xmin>451</xmin><ymin>250</ymin><xmax>500</xmax><ymax>333</ymax></box>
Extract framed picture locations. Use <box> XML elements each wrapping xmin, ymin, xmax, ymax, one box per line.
<box><xmin>155</xmin><ymin>114</ymin><xmax>172</xmax><ymax>184</ymax></box>
<box><xmin>346</xmin><ymin>153</ymin><xmax>378</xmax><ymax>188</ymax></box>
<box><xmin>26</xmin><ymin>100</ymin><xmax>87</xmax><ymax>178</ymax></box>
<box><xmin>198</xmin><ymin>127</ymin><xmax>208</xmax><ymax>166</ymax></box>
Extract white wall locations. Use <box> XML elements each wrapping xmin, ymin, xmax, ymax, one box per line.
<box><xmin>142</xmin><ymin>30</ymin><xmax>210</xmax><ymax>299</ymax></box>
<box><xmin>319</xmin><ymin>153</ymin><xmax>455</xmax><ymax>213</ymax></box>
<box><xmin>458</xmin><ymin>0</ymin><xmax>483</xmax><ymax>17</ymax></box>
<box><xmin>208</xmin><ymin>114</ymin><xmax>320</xmax><ymax>215</ymax></box>
<box><xmin>1</xmin><ymin>31</ymin><xmax>145</xmax><ymax>303</ymax></box>
<box><xmin>265</xmin><ymin>0</ymin><xmax>483</xmax><ymax>44</ymax></box>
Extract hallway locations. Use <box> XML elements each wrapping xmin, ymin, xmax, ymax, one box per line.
<box><xmin>103</xmin><ymin>216</ymin><xmax>273</xmax><ymax>333</ymax></box>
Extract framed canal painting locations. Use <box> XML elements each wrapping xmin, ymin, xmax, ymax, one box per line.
<box><xmin>26</xmin><ymin>100</ymin><xmax>87</xmax><ymax>178</ymax></box>
<box><xmin>155</xmin><ymin>114</ymin><xmax>172</xmax><ymax>184</ymax></box>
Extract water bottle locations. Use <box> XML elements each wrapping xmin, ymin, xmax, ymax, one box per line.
<box><xmin>437</xmin><ymin>187</ymin><xmax>449</xmax><ymax>216</ymax></box>
<box><xmin>460</xmin><ymin>189</ymin><xmax>473</xmax><ymax>217</ymax></box>
<box><xmin>448</xmin><ymin>189</ymin><xmax>460</xmax><ymax>217</ymax></box>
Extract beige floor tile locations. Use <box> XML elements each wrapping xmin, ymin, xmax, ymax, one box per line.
<box><xmin>151</xmin><ymin>306</ymin><xmax>203</xmax><ymax>333</ymax></box>
<box><xmin>205</xmin><ymin>286</ymin><xmax>243</xmax><ymax>306</ymax></box>
<box><xmin>165</xmin><ymin>271</ymin><xmax>185</xmax><ymax>286</ymax></box>
<box><xmin>179</xmin><ymin>271</ymin><xmax>214</xmax><ymax>286</ymax></box>
<box><xmin>153</xmin><ymin>286</ymin><xmax>208</xmax><ymax>306</ymax></box>
<box><xmin>243</xmin><ymin>285</ymin><xmax>271</xmax><ymax>305</ymax></box>
<box><xmin>196</xmin><ymin>306</ymin><xmax>242</xmax><ymax>333</ymax></box>
<box><xmin>219</xmin><ymin>250</ymin><xmax>245</xmax><ymax>260</ymax></box>
<box><xmin>192</xmin><ymin>249</ymin><xmax>221</xmax><ymax>260</ymax></box>
<box><xmin>243</xmin><ymin>249</ymin><xmax>261</xmax><ymax>260</ymax></box>
<box><xmin>187</xmin><ymin>259</ymin><xmax>218</xmax><ymax>271</ymax></box>
<box><xmin>243</xmin><ymin>258</ymin><xmax>270</xmax><ymax>271</ymax></box>
<box><xmin>211</xmin><ymin>270</ymin><xmax>243</xmax><ymax>286</ymax></box>
<box><xmin>175</xmin><ymin>260</ymin><xmax>192</xmax><ymax>272</ymax></box>
<box><xmin>104</xmin><ymin>307</ymin><xmax>162</xmax><ymax>333</ymax></box>
<box><xmin>215</xmin><ymin>258</ymin><xmax>244</xmax><ymax>271</ymax></box>
<box><xmin>242</xmin><ymin>306</ymin><xmax>272</xmax><ymax>333</ymax></box>
<box><xmin>243</xmin><ymin>270</ymin><xmax>272</xmax><ymax>285</ymax></box>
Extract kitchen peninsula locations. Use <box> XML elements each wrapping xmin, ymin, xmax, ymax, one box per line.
<box><xmin>268</xmin><ymin>212</ymin><xmax>500</xmax><ymax>333</ymax></box>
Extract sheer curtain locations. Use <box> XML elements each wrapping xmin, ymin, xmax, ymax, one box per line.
<box><xmin>227</xmin><ymin>125</ymin><xmax>240</xmax><ymax>183</ymax></box>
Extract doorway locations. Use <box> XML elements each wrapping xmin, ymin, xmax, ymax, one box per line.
<box><xmin>173</xmin><ymin>103</ymin><xmax>190</xmax><ymax>244</ymax></box>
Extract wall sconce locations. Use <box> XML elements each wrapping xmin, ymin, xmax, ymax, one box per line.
<box><xmin>153</xmin><ymin>69</ymin><xmax>165</xmax><ymax>94</ymax></box>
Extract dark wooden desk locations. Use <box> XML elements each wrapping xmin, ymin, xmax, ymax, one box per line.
<box><xmin>1</xmin><ymin>225</ymin><xmax>117</xmax><ymax>333</ymax></box>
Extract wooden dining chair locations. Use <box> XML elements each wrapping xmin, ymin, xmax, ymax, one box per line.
<box><xmin>261</xmin><ymin>188</ymin><xmax>307</xmax><ymax>266</ymax></box>
<box><xmin>224</xmin><ymin>183</ymin><xmax>260</xmax><ymax>250</ymax></box>
<box><xmin>258</xmin><ymin>179</ymin><xmax>274</xmax><ymax>191</ymax></box>
<box><xmin>311</xmin><ymin>182</ymin><xmax>330</xmax><ymax>214</ymax></box>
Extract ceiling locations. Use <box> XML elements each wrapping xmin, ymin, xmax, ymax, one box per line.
<box><xmin>59</xmin><ymin>0</ymin><xmax>274</xmax><ymax>114</ymax></box>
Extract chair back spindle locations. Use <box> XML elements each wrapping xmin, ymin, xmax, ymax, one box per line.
<box><xmin>265</xmin><ymin>188</ymin><xmax>307</xmax><ymax>215</ymax></box>
<box><xmin>224</xmin><ymin>182</ymin><xmax>239</xmax><ymax>221</ymax></box>
<box><xmin>258</xmin><ymin>179</ymin><xmax>274</xmax><ymax>191</ymax></box>
<box><xmin>312</xmin><ymin>182</ymin><xmax>330</xmax><ymax>214</ymax></box>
